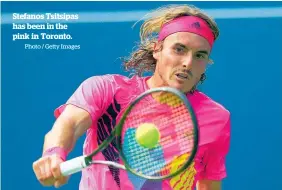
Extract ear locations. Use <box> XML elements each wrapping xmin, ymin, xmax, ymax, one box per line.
<box><xmin>152</xmin><ymin>42</ymin><xmax>161</xmax><ymax>60</ymax></box>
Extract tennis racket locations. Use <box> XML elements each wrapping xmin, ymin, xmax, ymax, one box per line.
<box><xmin>60</xmin><ymin>87</ymin><xmax>199</xmax><ymax>180</ymax></box>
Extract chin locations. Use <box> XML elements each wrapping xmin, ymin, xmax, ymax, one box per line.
<box><xmin>168</xmin><ymin>82</ymin><xmax>185</xmax><ymax>92</ymax></box>
<box><xmin>169</xmin><ymin>81</ymin><xmax>193</xmax><ymax>93</ymax></box>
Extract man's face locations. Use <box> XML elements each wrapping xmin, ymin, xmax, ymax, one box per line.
<box><xmin>153</xmin><ymin>32</ymin><xmax>211</xmax><ymax>93</ymax></box>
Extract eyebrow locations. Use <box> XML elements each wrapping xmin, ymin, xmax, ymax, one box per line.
<box><xmin>174</xmin><ymin>43</ymin><xmax>209</xmax><ymax>55</ymax></box>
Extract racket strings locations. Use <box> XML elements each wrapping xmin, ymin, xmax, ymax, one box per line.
<box><xmin>121</xmin><ymin>92</ymin><xmax>196</xmax><ymax>177</ymax></box>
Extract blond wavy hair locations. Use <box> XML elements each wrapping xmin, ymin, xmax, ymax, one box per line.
<box><xmin>122</xmin><ymin>4</ymin><xmax>220</xmax><ymax>81</ymax></box>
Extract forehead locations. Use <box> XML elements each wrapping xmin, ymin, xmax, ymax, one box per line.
<box><xmin>163</xmin><ymin>32</ymin><xmax>211</xmax><ymax>51</ymax></box>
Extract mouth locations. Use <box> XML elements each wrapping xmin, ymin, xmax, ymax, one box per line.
<box><xmin>175</xmin><ymin>73</ymin><xmax>189</xmax><ymax>80</ymax></box>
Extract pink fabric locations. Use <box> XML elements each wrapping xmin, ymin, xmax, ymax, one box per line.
<box><xmin>54</xmin><ymin>74</ymin><xmax>231</xmax><ymax>190</ymax></box>
<box><xmin>43</xmin><ymin>147</ymin><xmax>68</xmax><ymax>161</ymax></box>
<box><xmin>158</xmin><ymin>16</ymin><xmax>215</xmax><ymax>48</ymax></box>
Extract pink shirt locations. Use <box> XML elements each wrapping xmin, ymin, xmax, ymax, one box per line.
<box><xmin>55</xmin><ymin>74</ymin><xmax>231</xmax><ymax>190</ymax></box>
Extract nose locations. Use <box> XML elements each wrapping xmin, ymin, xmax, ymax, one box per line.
<box><xmin>182</xmin><ymin>52</ymin><xmax>193</xmax><ymax>68</ymax></box>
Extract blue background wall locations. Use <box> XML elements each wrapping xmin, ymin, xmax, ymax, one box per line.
<box><xmin>2</xmin><ymin>2</ymin><xmax>282</xmax><ymax>190</ymax></box>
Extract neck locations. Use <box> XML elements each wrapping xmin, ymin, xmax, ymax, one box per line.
<box><xmin>146</xmin><ymin>73</ymin><xmax>167</xmax><ymax>89</ymax></box>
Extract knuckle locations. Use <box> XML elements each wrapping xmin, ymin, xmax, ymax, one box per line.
<box><xmin>33</xmin><ymin>158</ymin><xmax>44</xmax><ymax>167</ymax></box>
<box><xmin>45</xmin><ymin>171</ymin><xmax>53</xmax><ymax>178</ymax></box>
<box><xmin>42</xmin><ymin>156</ymin><xmax>50</xmax><ymax>162</ymax></box>
<box><xmin>37</xmin><ymin>158</ymin><xmax>46</xmax><ymax>165</ymax></box>
<box><xmin>32</xmin><ymin>161</ymin><xmax>38</xmax><ymax>169</ymax></box>
<box><xmin>51</xmin><ymin>165</ymin><xmax>58</xmax><ymax>173</ymax></box>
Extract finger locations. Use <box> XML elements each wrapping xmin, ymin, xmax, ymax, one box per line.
<box><xmin>50</xmin><ymin>155</ymin><xmax>63</xmax><ymax>179</ymax></box>
<box><xmin>54</xmin><ymin>180</ymin><xmax>63</xmax><ymax>188</ymax></box>
<box><xmin>33</xmin><ymin>158</ymin><xmax>53</xmax><ymax>186</ymax></box>
<box><xmin>54</xmin><ymin>176</ymin><xmax>69</xmax><ymax>188</ymax></box>
<box><xmin>39</xmin><ymin>158</ymin><xmax>54</xmax><ymax>186</ymax></box>
<box><xmin>44</xmin><ymin>157</ymin><xmax>53</xmax><ymax>179</ymax></box>
<box><xmin>33</xmin><ymin>160</ymin><xmax>43</xmax><ymax>181</ymax></box>
<box><xmin>39</xmin><ymin>164</ymin><xmax>46</xmax><ymax>180</ymax></box>
<box><xmin>42</xmin><ymin>157</ymin><xmax>57</xmax><ymax>186</ymax></box>
<box><xmin>42</xmin><ymin>178</ymin><xmax>56</xmax><ymax>187</ymax></box>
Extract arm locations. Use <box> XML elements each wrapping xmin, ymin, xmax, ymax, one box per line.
<box><xmin>33</xmin><ymin>105</ymin><xmax>92</xmax><ymax>188</ymax></box>
<box><xmin>43</xmin><ymin>104</ymin><xmax>92</xmax><ymax>154</ymax></box>
<box><xmin>33</xmin><ymin>75</ymin><xmax>115</xmax><ymax>188</ymax></box>
<box><xmin>44</xmin><ymin>75</ymin><xmax>115</xmax><ymax>153</ymax></box>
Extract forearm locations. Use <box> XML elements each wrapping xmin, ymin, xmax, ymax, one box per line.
<box><xmin>43</xmin><ymin>117</ymin><xmax>77</xmax><ymax>153</ymax></box>
<box><xmin>42</xmin><ymin>105</ymin><xmax>92</xmax><ymax>154</ymax></box>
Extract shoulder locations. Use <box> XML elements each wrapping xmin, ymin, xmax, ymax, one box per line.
<box><xmin>81</xmin><ymin>74</ymin><xmax>147</xmax><ymax>101</ymax></box>
<box><xmin>189</xmin><ymin>90</ymin><xmax>230</xmax><ymax>120</ymax></box>
<box><xmin>79</xmin><ymin>74</ymin><xmax>131</xmax><ymax>89</ymax></box>
<box><xmin>84</xmin><ymin>74</ymin><xmax>145</xmax><ymax>86</ymax></box>
<box><xmin>82</xmin><ymin>74</ymin><xmax>119</xmax><ymax>83</ymax></box>
<box><xmin>188</xmin><ymin>91</ymin><xmax>231</xmax><ymax>145</ymax></box>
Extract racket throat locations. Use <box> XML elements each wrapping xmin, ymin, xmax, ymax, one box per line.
<box><xmin>85</xmin><ymin>156</ymin><xmax>93</xmax><ymax>166</ymax></box>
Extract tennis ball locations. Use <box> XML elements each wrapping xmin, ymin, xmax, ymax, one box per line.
<box><xmin>135</xmin><ymin>123</ymin><xmax>160</xmax><ymax>149</ymax></box>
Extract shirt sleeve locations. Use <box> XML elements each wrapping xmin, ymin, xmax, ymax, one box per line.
<box><xmin>199</xmin><ymin>115</ymin><xmax>231</xmax><ymax>181</ymax></box>
<box><xmin>54</xmin><ymin>75</ymin><xmax>116</xmax><ymax>124</ymax></box>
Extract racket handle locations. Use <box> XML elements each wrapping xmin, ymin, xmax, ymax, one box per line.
<box><xmin>60</xmin><ymin>156</ymin><xmax>87</xmax><ymax>176</ymax></box>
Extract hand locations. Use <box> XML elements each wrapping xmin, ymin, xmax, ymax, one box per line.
<box><xmin>33</xmin><ymin>154</ymin><xmax>69</xmax><ymax>188</ymax></box>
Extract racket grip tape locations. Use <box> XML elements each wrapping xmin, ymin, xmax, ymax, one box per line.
<box><xmin>60</xmin><ymin>155</ymin><xmax>87</xmax><ymax>176</ymax></box>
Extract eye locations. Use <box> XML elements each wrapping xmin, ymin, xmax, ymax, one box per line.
<box><xmin>174</xmin><ymin>46</ymin><xmax>185</xmax><ymax>54</ymax></box>
<box><xmin>195</xmin><ymin>53</ymin><xmax>207</xmax><ymax>60</ymax></box>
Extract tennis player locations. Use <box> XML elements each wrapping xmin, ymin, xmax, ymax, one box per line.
<box><xmin>33</xmin><ymin>4</ymin><xmax>231</xmax><ymax>190</ymax></box>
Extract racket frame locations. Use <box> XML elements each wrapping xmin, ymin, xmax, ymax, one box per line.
<box><xmin>61</xmin><ymin>87</ymin><xmax>199</xmax><ymax>180</ymax></box>
<box><xmin>116</xmin><ymin>87</ymin><xmax>199</xmax><ymax>180</ymax></box>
